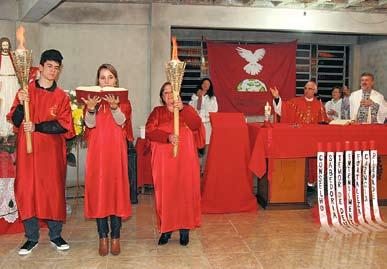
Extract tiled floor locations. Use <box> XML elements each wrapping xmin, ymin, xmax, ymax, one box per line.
<box><xmin>1</xmin><ymin>193</ymin><xmax>387</xmax><ymax>269</ymax></box>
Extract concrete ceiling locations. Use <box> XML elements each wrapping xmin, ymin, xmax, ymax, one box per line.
<box><xmin>66</xmin><ymin>0</ymin><xmax>387</xmax><ymax>13</ymax></box>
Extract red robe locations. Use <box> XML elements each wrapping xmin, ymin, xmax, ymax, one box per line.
<box><xmin>280</xmin><ymin>97</ymin><xmax>329</xmax><ymax>124</ymax></box>
<box><xmin>84</xmin><ymin>102</ymin><xmax>133</xmax><ymax>218</ymax></box>
<box><xmin>7</xmin><ymin>82</ymin><xmax>75</xmax><ymax>221</ymax></box>
<box><xmin>280</xmin><ymin>96</ymin><xmax>329</xmax><ymax>183</ymax></box>
<box><xmin>146</xmin><ymin>105</ymin><xmax>205</xmax><ymax>233</ymax></box>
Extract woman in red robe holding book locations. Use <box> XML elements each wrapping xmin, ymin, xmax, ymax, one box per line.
<box><xmin>146</xmin><ymin>82</ymin><xmax>205</xmax><ymax>246</ymax></box>
<box><xmin>81</xmin><ymin>64</ymin><xmax>133</xmax><ymax>256</ymax></box>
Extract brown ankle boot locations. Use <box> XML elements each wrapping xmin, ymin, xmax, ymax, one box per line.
<box><xmin>99</xmin><ymin>238</ymin><xmax>108</xmax><ymax>256</ymax></box>
<box><xmin>111</xmin><ymin>238</ymin><xmax>120</xmax><ymax>255</ymax></box>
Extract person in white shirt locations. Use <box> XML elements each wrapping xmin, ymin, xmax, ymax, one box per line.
<box><xmin>340</xmin><ymin>85</ymin><xmax>350</xmax><ymax>119</ymax></box>
<box><xmin>325</xmin><ymin>86</ymin><xmax>342</xmax><ymax>120</ymax></box>
<box><xmin>189</xmin><ymin>78</ymin><xmax>218</xmax><ymax>174</ymax></box>
<box><xmin>349</xmin><ymin>72</ymin><xmax>387</xmax><ymax>124</ymax></box>
<box><xmin>189</xmin><ymin>78</ymin><xmax>218</xmax><ymax>144</ymax></box>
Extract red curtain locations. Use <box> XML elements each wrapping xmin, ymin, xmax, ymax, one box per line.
<box><xmin>207</xmin><ymin>41</ymin><xmax>297</xmax><ymax>115</ymax></box>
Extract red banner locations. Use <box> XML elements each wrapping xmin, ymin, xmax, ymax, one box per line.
<box><xmin>207</xmin><ymin>41</ymin><xmax>296</xmax><ymax>115</ymax></box>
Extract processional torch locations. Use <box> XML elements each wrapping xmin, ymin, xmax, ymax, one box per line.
<box><xmin>165</xmin><ymin>37</ymin><xmax>186</xmax><ymax>157</ymax></box>
<box><xmin>11</xmin><ymin>25</ymin><xmax>33</xmax><ymax>153</ymax></box>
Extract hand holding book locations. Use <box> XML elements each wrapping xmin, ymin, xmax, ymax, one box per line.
<box><xmin>81</xmin><ymin>95</ymin><xmax>101</xmax><ymax>112</ymax></box>
<box><xmin>76</xmin><ymin>86</ymin><xmax>129</xmax><ymax>106</ymax></box>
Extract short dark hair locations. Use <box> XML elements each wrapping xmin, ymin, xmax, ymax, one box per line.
<box><xmin>361</xmin><ymin>72</ymin><xmax>374</xmax><ymax>80</ymax></box>
<box><xmin>331</xmin><ymin>86</ymin><xmax>342</xmax><ymax>97</ymax></box>
<box><xmin>40</xmin><ymin>49</ymin><xmax>63</xmax><ymax>66</ymax></box>
<box><xmin>159</xmin><ymin>82</ymin><xmax>172</xmax><ymax>105</ymax></box>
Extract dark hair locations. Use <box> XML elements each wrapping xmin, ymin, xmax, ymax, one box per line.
<box><xmin>0</xmin><ymin>37</ymin><xmax>11</xmax><ymax>50</ymax></box>
<box><xmin>40</xmin><ymin>49</ymin><xmax>63</xmax><ymax>66</ymax></box>
<box><xmin>331</xmin><ymin>86</ymin><xmax>342</xmax><ymax>98</ymax></box>
<box><xmin>197</xmin><ymin>78</ymin><xmax>215</xmax><ymax>98</ymax></box>
<box><xmin>361</xmin><ymin>72</ymin><xmax>374</xmax><ymax>80</ymax></box>
<box><xmin>96</xmin><ymin>63</ymin><xmax>119</xmax><ymax>87</ymax></box>
<box><xmin>159</xmin><ymin>82</ymin><xmax>172</xmax><ymax>105</ymax></box>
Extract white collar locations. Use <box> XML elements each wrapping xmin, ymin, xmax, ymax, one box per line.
<box><xmin>304</xmin><ymin>97</ymin><xmax>314</xmax><ymax>102</ymax></box>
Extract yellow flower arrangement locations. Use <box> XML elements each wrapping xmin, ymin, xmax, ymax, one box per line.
<box><xmin>67</xmin><ymin>90</ymin><xmax>84</xmax><ymax>136</ymax></box>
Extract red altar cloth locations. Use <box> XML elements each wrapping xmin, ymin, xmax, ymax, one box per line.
<box><xmin>201</xmin><ymin>113</ymin><xmax>258</xmax><ymax>213</ymax></box>
<box><xmin>135</xmin><ymin>138</ymin><xmax>153</xmax><ymax>187</ymax></box>
<box><xmin>249</xmin><ymin>123</ymin><xmax>387</xmax><ymax>179</ymax></box>
<box><xmin>0</xmin><ymin>152</ymin><xmax>24</xmax><ymax>234</ymax></box>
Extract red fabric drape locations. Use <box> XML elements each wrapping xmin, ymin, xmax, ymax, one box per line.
<box><xmin>207</xmin><ymin>41</ymin><xmax>296</xmax><ymax>115</ymax></box>
<box><xmin>201</xmin><ymin>113</ymin><xmax>258</xmax><ymax>213</ymax></box>
<box><xmin>135</xmin><ymin>138</ymin><xmax>153</xmax><ymax>187</ymax></box>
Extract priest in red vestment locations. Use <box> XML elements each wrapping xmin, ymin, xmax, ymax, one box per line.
<box><xmin>270</xmin><ymin>80</ymin><xmax>329</xmax><ymax>205</ymax></box>
<box><xmin>7</xmin><ymin>50</ymin><xmax>75</xmax><ymax>255</ymax></box>
<box><xmin>82</xmin><ymin>64</ymin><xmax>132</xmax><ymax>256</ymax></box>
<box><xmin>146</xmin><ymin>82</ymin><xmax>205</xmax><ymax>246</ymax></box>
<box><xmin>271</xmin><ymin>80</ymin><xmax>329</xmax><ymax>124</ymax></box>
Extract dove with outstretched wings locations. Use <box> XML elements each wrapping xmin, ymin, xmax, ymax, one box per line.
<box><xmin>236</xmin><ymin>47</ymin><xmax>266</xmax><ymax>76</ymax></box>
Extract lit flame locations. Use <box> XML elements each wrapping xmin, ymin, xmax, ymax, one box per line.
<box><xmin>16</xmin><ymin>25</ymin><xmax>26</xmax><ymax>50</ymax></box>
<box><xmin>171</xmin><ymin>36</ymin><xmax>179</xmax><ymax>61</ymax></box>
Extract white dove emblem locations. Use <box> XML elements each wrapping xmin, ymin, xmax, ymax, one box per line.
<box><xmin>236</xmin><ymin>47</ymin><xmax>266</xmax><ymax>76</ymax></box>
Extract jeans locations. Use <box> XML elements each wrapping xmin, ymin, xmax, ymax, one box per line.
<box><xmin>23</xmin><ymin>217</ymin><xmax>63</xmax><ymax>242</ymax></box>
<box><xmin>96</xmin><ymin>215</ymin><xmax>122</xmax><ymax>239</ymax></box>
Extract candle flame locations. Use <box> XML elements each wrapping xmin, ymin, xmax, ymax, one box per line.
<box><xmin>171</xmin><ymin>36</ymin><xmax>179</xmax><ymax>61</ymax></box>
<box><xmin>16</xmin><ymin>25</ymin><xmax>26</xmax><ymax>50</ymax></box>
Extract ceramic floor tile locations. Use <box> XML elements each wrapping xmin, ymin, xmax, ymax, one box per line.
<box><xmin>1</xmin><ymin>195</ymin><xmax>387</xmax><ymax>269</ymax></box>
<box><xmin>206</xmin><ymin>253</ymin><xmax>262</xmax><ymax>269</ymax></box>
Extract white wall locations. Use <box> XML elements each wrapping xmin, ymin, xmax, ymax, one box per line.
<box><xmin>359</xmin><ymin>36</ymin><xmax>387</xmax><ymax>96</ymax></box>
<box><xmin>0</xmin><ymin>0</ymin><xmax>17</xmax><ymax>21</ymax></box>
<box><xmin>39</xmin><ymin>3</ymin><xmax>151</xmax><ymax>135</ymax></box>
<box><xmin>150</xmin><ymin>3</ymin><xmax>387</xmax><ymax>107</ymax></box>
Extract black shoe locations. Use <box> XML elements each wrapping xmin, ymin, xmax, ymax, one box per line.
<box><xmin>306</xmin><ymin>190</ymin><xmax>318</xmax><ymax>208</ymax></box>
<box><xmin>179</xmin><ymin>229</ymin><xmax>189</xmax><ymax>246</ymax></box>
<box><xmin>307</xmin><ymin>185</ymin><xmax>317</xmax><ymax>193</ymax></box>
<box><xmin>158</xmin><ymin>232</ymin><xmax>172</xmax><ymax>245</ymax></box>
<box><xmin>50</xmin><ymin>237</ymin><xmax>70</xmax><ymax>251</ymax></box>
<box><xmin>66</xmin><ymin>153</ymin><xmax>76</xmax><ymax>167</ymax></box>
<box><xmin>18</xmin><ymin>240</ymin><xmax>38</xmax><ymax>256</ymax></box>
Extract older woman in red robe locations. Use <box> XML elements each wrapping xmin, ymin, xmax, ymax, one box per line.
<box><xmin>82</xmin><ymin>64</ymin><xmax>133</xmax><ymax>256</ymax></box>
<box><xmin>146</xmin><ymin>82</ymin><xmax>205</xmax><ymax>246</ymax></box>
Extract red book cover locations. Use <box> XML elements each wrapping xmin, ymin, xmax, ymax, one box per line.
<box><xmin>75</xmin><ymin>86</ymin><xmax>129</xmax><ymax>105</ymax></box>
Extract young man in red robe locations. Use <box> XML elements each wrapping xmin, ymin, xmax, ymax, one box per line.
<box><xmin>7</xmin><ymin>49</ymin><xmax>75</xmax><ymax>255</ymax></box>
<box><xmin>270</xmin><ymin>80</ymin><xmax>329</xmax><ymax>205</ymax></box>
<box><xmin>146</xmin><ymin>82</ymin><xmax>205</xmax><ymax>246</ymax></box>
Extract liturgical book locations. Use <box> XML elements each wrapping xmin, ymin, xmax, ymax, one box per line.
<box><xmin>76</xmin><ymin>86</ymin><xmax>129</xmax><ymax>104</ymax></box>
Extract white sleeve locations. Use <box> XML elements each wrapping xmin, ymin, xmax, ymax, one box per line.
<box><xmin>111</xmin><ymin>107</ymin><xmax>126</xmax><ymax>126</ymax></box>
<box><xmin>205</xmin><ymin>96</ymin><xmax>218</xmax><ymax>113</ymax></box>
<box><xmin>189</xmin><ymin>94</ymin><xmax>198</xmax><ymax>111</ymax></box>
<box><xmin>349</xmin><ymin>93</ymin><xmax>358</xmax><ymax>121</ymax></box>
<box><xmin>84</xmin><ymin>111</ymin><xmax>96</xmax><ymax>128</ymax></box>
<box><xmin>324</xmin><ymin>101</ymin><xmax>330</xmax><ymax>112</ymax></box>
<box><xmin>272</xmin><ymin>97</ymin><xmax>282</xmax><ymax>116</ymax></box>
<box><xmin>374</xmin><ymin>94</ymin><xmax>387</xmax><ymax>124</ymax></box>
